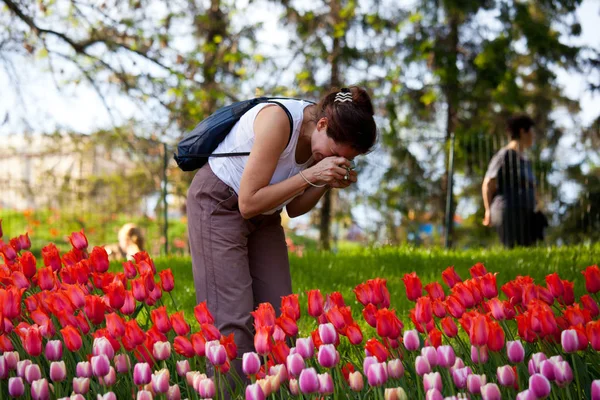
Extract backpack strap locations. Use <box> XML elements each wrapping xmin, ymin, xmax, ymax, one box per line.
<box><xmin>210</xmin><ymin>100</ymin><xmax>296</xmax><ymax>157</ymax></box>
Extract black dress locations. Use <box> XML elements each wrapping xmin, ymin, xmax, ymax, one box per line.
<box><xmin>485</xmin><ymin>147</ymin><xmax>543</xmax><ymax>248</ymax></box>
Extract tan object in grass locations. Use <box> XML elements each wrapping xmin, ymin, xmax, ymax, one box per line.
<box><xmin>105</xmin><ymin>223</ymin><xmax>145</xmax><ymax>261</ymax></box>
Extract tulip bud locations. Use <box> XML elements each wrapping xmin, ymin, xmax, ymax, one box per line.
<box><xmin>348</xmin><ymin>371</ymin><xmax>364</xmax><ymax>391</ymax></box>
<box><xmin>98</xmin><ymin>392</ymin><xmax>117</xmax><ymax>400</ymax></box>
<box><xmin>471</xmin><ymin>345</ymin><xmax>489</xmax><ymax>364</ymax></box>
<box><xmin>8</xmin><ymin>377</ymin><xmax>25</xmax><ymax>397</ymax></box>
<box><xmin>76</xmin><ymin>361</ymin><xmax>92</xmax><ymax>378</ymax></box>
<box><xmin>45</xmin><ymin>340</ymin><xmax>63</xmax><ymax>361</ymax></box>
<box><xmin>436</xmin><ymin>345</ymin><xmax>455</xmax><ymax>368</ymax></box>
<box><xmin>363</xmin><ymin>355</ymin><xmax>378</xmax><ymax>376</ymax></box>
<box><xmin>133</xmin><ymin>363</ymin><xmax>152</xmax><ymax>385</ymax></box>
<box><xmin>167</xmin><ymin>384</ymin><xmax>181</xmax><ymax>400</ymax></box>
<box><xmin>481</xmin><ymin>383</ymin><xmax>501</xmax><ymax>400</ymax></box>
<box><xmin>176</xmin><ymin>360</ymin><xmax>190</xmax><ymax>377</ymax></box>
<box><xmin>246</xmin><ymin>382</ymin><xmax>266</xmax><ymax>400</ymax></box>
<box><xmin>529</xmin><ymin>373</ymin><xmax>551</xmax><ymax>399</ymax></box>
<box><xmin>384</xmin><ymin>387</ymin><xmax>408</xmax><ymax>400</ymax></box>
<box><xmin>153</xmin><ymin>341</ymin><xmax>172</xmax><ymax>361</ymax></box>
<box><xmin>100</xmin><ymin>367</ymin><xmax>116</xmax><ymax>386</ymax></box>
<box><xmin>528</xmin><ymin>353</ymin><xmax>547</xmax><ymax>375</ymax></box>
<box><xmin>561</xmin><ymin>329</ymin><xmax>579</xmax><ymax>353</ymax></box>
<box><xmin>114</xmin><ymin>354</ymin><xmax>131</xmax><ymax>373</ymax></box>
<box><xmin>93</xmin><ymin>337</ymin><xmax>115</xmax><ymax>360</ymax></box>
<box><xmin>91</xmin><ymin>354</ymin><xmax>110</xmax><ymax>377</ymax></box>
<box><xmin>50</xmin><ymin>361</ymin><xmax>67</xmax><ymax>382</ymax></box>
<box><xmin>289</xmin><ymin>378</ymin><xmax>300</xmax><ymax>395</ymax></box>
<box><xmin>423</xmin><ymin>371</ymin><xmax>442</xmax><ymax>392</ymax></box>
<box><xmin>425</xmin><ymin>388</ymin><xmax>443</xmax><ymax>400</ymax></box>
<box><xmin>506</xmin><ymin>340</ymin><xmax>525</xmax><ymax>363</ymax></box>
<box><xmin>318</xmin><ymin>373</ymin><xmax>333</xmax><ymax>394</ymax></box>
<box><xmin>497</xmin><ymin>365</ymin><xmax>516</xmax><ymax>387</ymax></box>
<box><xmin>387</xmin><ymin>359</ymin><xmax>404</xmax><ymax>379</ymax></box>
<box><xmin>205</xmin><ymin>340</ymin><xmax>227</xmax><ymax>366</ymax></box>
<box><xmin>421</xmin><ymin>346</ymin><xmax>438</xmax><ymax>367</ymax></box>
<box><xmin>73</xmin><ymin>377</ymin><xmax>90</xmax><ymax>394</ymax></box>
<box><xmin>299</xmin><ymin>368</ymin><xmax>319</xmax><ymax>394</ymax></box>
<box><xmin>516</xmin><ymin>389</ymin><xmax>537</xmax><ymax>400</ymax></box>
<box><xmin>295</xmin><ymin>337</ymin><xmax>314</xmax><ymax>359</ymax></box>
<box><xmin>467</xmin><ymin>374</ymin><xmax>487</xmax><ymax>395</ymax></box>
<box><xmin>415</xmin><ymin>356</ymin><xmax>431</xmax><ymax>376</ymax></box>
<box><xmin>367</xmin><ymin>362</ymin><xmax>388</xmax><ymax>387</ymax></box>
<box><xmin>136</xmin><ymin>390</ymin><xmax>153</xmax><ymax>400</ymax></box>
<box><xmin>318</xmin><ymin>323</ymin><xmax>338</xmax><ymax>345</ymax></box>
<box><xmin>403</xmin><ymin>329</ymin><xmax>420</xmax><ymax>351</ymax></box>
<box><xmin>286</xmin><ymin>353</ymin><xmax>305</xmax><ymax>377</ymax></box>
<box><xmin>30</xmin><ymin>378</ymin><xmax>49</xmax><ymax>400</ymax></box>
<box><xmin>554</xmin><ymin>361</ymin><xmax>573</xmax><ymax>387</ymax></box>
<box><xmin>197</xmin><ymin>377</ymin><xmax>215</xmax><ymax>398</ymax></box>
<box><xmin>452</xmin><ymin>366</ymin><xmax>472</xmax><ymax>389</ymax></box>
<box><xmin>17</xmin><ymin>359</ymin><xmax>32</xmax><ymax>378</ymax></box>
<box><xmin>25</xmin><ymin>364</ymin><xmax>42</xmax><ymax>384</ymax></box>
<box><xmin>592</xmin><ymin>380</ymin><xmax>600</xmax><ymax>400</ymax></box>
<box><xmin>317</xmin><ymin>344</ymin><xmax>338</xmax><ymax>368</ymax></box>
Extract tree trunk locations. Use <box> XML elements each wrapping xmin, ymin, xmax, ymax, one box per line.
<box><xmin>319</xmin><ymin>0</ymin><xmax>342</xmax><ymax>251</ymax></box>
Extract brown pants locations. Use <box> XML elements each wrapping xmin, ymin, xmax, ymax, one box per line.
<box><xmin>186</xmin><ymin>163</ymin><xmax>292</xmax><ymax>381</ymax></box>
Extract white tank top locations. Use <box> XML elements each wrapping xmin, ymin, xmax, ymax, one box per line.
<box><xmin>208</xmin><ymin>99</ymin><xmax>314</xmax><ymax>215</ymax></box>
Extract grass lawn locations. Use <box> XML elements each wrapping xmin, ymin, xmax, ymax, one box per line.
<box><xmin>146</xmin><ymin>244</ymin><xmax>600</xmax><ymax>334</ymax></box>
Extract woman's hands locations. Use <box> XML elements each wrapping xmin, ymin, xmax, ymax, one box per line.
<box><xmin>304</xmin><ymin>156</ymin><xmax>357</xmax><ymax>188</ymax></box>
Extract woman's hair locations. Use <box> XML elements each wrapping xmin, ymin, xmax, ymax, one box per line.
<box><xmin>312</xmin><ymin>86</ymin><xmax>377</xmax><ymax>154</ymax></box>
<box><xmin>507</xmin><ymin>114</ymin><xmax>535</xmax><ymax>140</ymax></box>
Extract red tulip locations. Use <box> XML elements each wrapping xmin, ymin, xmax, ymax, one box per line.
<box><xmin>469</xmin><ymin>314</ymin><xmax>489</xmax><ymax>347</ymax></box>
<box><xmin>84</xmin><ymin>295</ymin><xmax>106</xmax><ymax>325</ymax></box>
<box><xmin>369</xmin><ymin>278</ymin><xmax>391</xmax><ymax>308</ymax></box>
<box><xmin>106</xmin><ymin>280</ymin><xmax>126</xmax><ymax>309</ymax></box>
<box><xmin>487</xmin><ymin>298</ymin><xmax>507</xmax><ymax>320</ymax></box>
<box><xmin>123</xmin><ymin>261</ymin><xmax>137</xmax><ymax>279</ymax></box>
<box><xmin>586</xmin><ymin>320</ymin><xmax>600</xmax><ymax>351</ymax></box>
<box><xmin>40</xmin><ymin>243</ymin><xmax>61</xmax><ymax>272</ymax></box>
<box><xmin>170</xmin><ymin>311</ymin><xmax>191</xmax><ymax>336</ymax></box>
<box><xmin>346</xmin><ymin>323</ymin><xmax>363</xmax><ymax>345</ymax></box>
<box><xmin>220</xmin><ymin>333</ymin><xmax>237</xmax><ymax>360</ymax></box>
<box><xmin>582</xmin><ymin>265</ymin><xmax>600</xmax><ymax>294</ymax></box>
<box><xmin>22</xmin><ymin>325</ymin><xmax>43</xmax><ymax>356</ymax></box>
<box><xmin>487</xmin><ymin>321</ymin><xmax>505</xmax><ymax>352</ymax></box>
<box><xmin>307</xmin><ymin>289</ymin><xmax>325</xmax><ymax>317</ymax></box>
<box><xmin>17</xmin><ymin>233</ymin><xmax>31</xmax><ymax>251</ymax></box>
<box><xmin>201</xmin><ymin>323</ymin><xmax>221</xmax><ymax>341</ymax></box>
<box><xmin>425</xmin><ymin>282</ymin><xmax>445</xmax><ymax>301</ymax></box>
<box><xmin>190</xmin><ymin>332</ymin><xmax>207</xmax><ymax>356</ymax></box>
<box><xmin>276</xmin><ymin>314</ymin><xmax>298</xmax><ymax>337</ymax></box>
<box><xmin>194</xmin><ymin>301</ymin><xmax>215</xmax><ymax>325</ymax></box>
<box><xmin>87</xmin><ymin>246</ymin><xmax>108</xmax><ymax>273</ymax></box>
<box><xmin>561</xmin><ymin>279</ymin><xmax>575</xmax><ymax>305</ymax></box>
<box><xmin>326</xmin><ymin>306</ymin><xmax>347</xmax><ymax>332</ymax></box>
<box><xmin>432</xmin><ymin>299</ymin><xmax>447</xmax><ymax>318</ymax></box>
<box><xmin>37</xmin><ymin>266</ymin><xmax>56</xmax><ymax>291</ymax></box>
<box><xmin>480</xmin><ymin>273</ymin><xmax>498</xmax><ymax>299</ymax></box>
<box><xmin>124</xmin><ymin>320</ymin><xmax>145</xmax><ymax>348</ymax></box>
<box><xmin>451</xmin><ymin>283</ymin><xmax>475</xmax><ymax>309</ymax></box>
<box><xmin>61</xmin><ymin>325</ymin><xmax>83</xmax><ymax>352</ymax></box>
<box><xmin>402</xmin><ymin>272</ymin><xmax>422</xmax><ymax>302</ymax></box>
<box><xmin>564</xmin><ymin>304</ymin><xmax>590</xmax><ymax>326</ymax></box>
<box><xmin>375</xmin><ymin>308</ymin><xmax>400</xmax><ymax>339</ymax></box>
<box><xmin>120</xmin><ymin>291</ymin><xmax>136</xmax><ymax>315</ymax></box>
<box><xmin>545</xmin><ymin>273</ymin><xmax>564</xmax><ymax>298</ymax></box>
<box><xmin>19</xmin><ymin>251</ymin><xmax>37</xmax><ymax>279</ymax></box>
<box><xmin>281</xmin><ymin>294</ymin><xmax>300</xmax><ymax>320</ymax></box>
<box><xmin>354</xmin><ymin>282</ymin><xmax>372</xmax><ymax>306</ymax></box>
<box><xmin>426</xmin><ymin>328</ymin><xmax>443</xmax><ymax>348</ymax></box>
<box><xmin>151</xmin><ymin>306</ymin><xmax>172</xmax><ymax>333</ymax></box>
<box><xmin>581</xmin><ymin>295</ymin><xmax>600</xmax><ymax>318</ymax></box>
<box><xmin>365</xmin><ymin>338</ymin><xmax>388</xmax><ymax>362</ymax></box>
<box><xmin>173</xmin><ymin>336</ymin><xmax>195</xmax><ymax>358</ymax></box>
<box><xmin>69</xmin><ymin>230</ymin><xmax>88</xmax><ymax>250</ymax></box>
<box><xmin>254</xmin><ymin>326</ymin><xmax>272</xmax><ymax>355</ymax></box>
<box><xmin>159</xmin><ymin>269</ymin><xmax>175</xmax><ymax>292</ymax></box>
<box><xmin>445</xmin><ymin>294</ymin><xmax>466</xmax><ymax>319</ymax></box>
<box><xmin>470</xmin><ymin>262</ymin><xmax>488</xmax><ymax>278</ymax></box>
<box><xmin>442</xmin><ymin>266</ymin><xmax>462</xmax><ymax>288</ymax></box>
<box><xmin>106</xmin><ymin>313</ymin><xmax>126</xmax><ymax>338</ymax></box>
<box><xmin>363</xmin><ymin>303</ymin><xmax>378</xmax><ymax>328</ymax></box>
<box><xmin>415</xmin><ymin>296</ymin><xmax>433</xmax><ymax>324</ymax></box>
<box><xmin>441</xmin><ymin>317</ymin><xmax>458</xmax><ymax>338</ymax></box>
<box><xmin>2</xmin><ymin>286</ymin><xmax>23</xmax><ymax>319</ymax></box>
<box><xmin>62</xmin><ymin>248</ymin><xmax>84</xmax><ymax>267</ymax></box>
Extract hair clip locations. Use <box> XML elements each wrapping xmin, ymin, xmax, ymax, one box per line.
<box><xmin>335</xmin><ymin>88</ymin><xmax>352</xmax><ymax>103</ymax></box>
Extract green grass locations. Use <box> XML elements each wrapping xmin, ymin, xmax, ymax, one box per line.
<box><xmin>149</xmin><ymin>244</ymin><xmax>600</xmax><ymax>334</ymax></box>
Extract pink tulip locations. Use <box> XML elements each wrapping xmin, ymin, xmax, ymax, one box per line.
<box><xmin>93</xmin><ymin>337</ymin><xmax>115</xmax><ymax>360</ymax></box>
<box><xmin>76</xmin><ymin>361</ymin><xmax>92</xmax><ymax>378</ymax></box>
<box><xmin>529</xmin><ymin>373</ymin><xmax>551</xmax><ymax>399</ymax></box>
<box><xmin>423</xmin><ymin>372</ymin><xmax>442</xmax><ymax>392</ymax></box>
<box><xmin>205</xmin><ymin>340</ymin><xmax>227</xmax><ymax>366</ymax></box>
<box><xmin>0</xmin><ymin>356</ymin><xmax>7</xmax><ymax>379</ymax></box>
<box><xmin>539</xmin><ymin>360</ymin><xmax>557</xmax><ymax>381</ymax></box>
<box><xmin>91</xmin><ymin>354</ymin><xmax>110</xmax><ymax>377</ymax></box>
<box><xmin>318</xmin><ymin>323</ymin><xmax>338</xmax><ymax>344</ymax></box>
<box><xmin>415</xmin><ymin>356</ymin><xmax>431</xmax><ymax>376</ymax></box>
<box><xmin>387</xmin><ymin>359</ymin><xmax>404</xmax><ymax>379</ymax></box>
<box><xmin>467</xmin><ymin>374</ymin><xmax>486</xmax><ymax>394</ymax></box>
<box><xmin>554</xmin><ymin>361</ymin><xmax>573</xmax><ymax>387</ymax></box>
<box><xmin>421</xmin><ymin>346</ymin><xmax>438</xmax><ymax>367</ymax></box>
<box><xmin>592</xmin><ymin>380</ymin><xmax>600</xmax><ymax>400</ymax></box>
<box><xmin>98</xmin><ymin>393</ymin><xmax>117</xmax><ymax>400</ymax></box>
<box><xmin>516</xmin><ymin>389</ymin><xmax>537</xmax><ymax>400</ymax></box>
<box><xmin>287</xmin><ymin>353</ymin><xmax>305</xmax><ymax>377</ymax></box>
<box><xmin>114</xmin><ymin>354</ymin><xmax>131</xmax><ymax>373</ymax></box>
<box><xmin>246</xmin><ymin>383</ymin><xmax>266</xmax><ymax>400</ymax></box>
<box><xmin>8</xmin><ymin>377</ymin><xmax>25</xmax><ymax>397</ymax></box>
<box><xmin>384</xmin><ymin>387</ymin><xmax>408</xmax><ymax>400</ymax></box>
<box><xmin>31</xmin><ymin>378</ymin><xmax>49</xmax><ymax>400</ymax></box>
<box><xmin>528</xmin><ymin>353</ymin><xmax>548</xmax><ymax>375</ymax></box>
<box><xmin>50</xmin><ymin>361</ymin><xmax>67</xmax><ymax>382</ymax></box>
<box><xmin>317</xmin><ymin>344</ymin><xmax>338</xmax><ymax>368</ymax></box>
<box><xmin>270</xmin><ymin>364</ymin><xmax>288</xmax><ymax>384</ymax></box>
<box><xmin>318</xmin><ymin>373</ymin><xmax>334</xmax><ymax>394</ymax></box>
<box><xmin>471</xmin><ymin>345</ymin><xmax>489</xmax><ymax>364</ymax></box>
<box><xmin>153</xmin><ymin>341</ymin><xmax>172</xmax><ymax>361</ymax></box>
<box><xmin>403</xmin><ymin>329</ymin><xmax>420</xmax><ymax>351</ymax></box>
<box><xmin>241</xmin><ymin>352</ymin><xmax>261</xmax><ymax>376</ymax></box>
<box><xmin>299</xmin><ymin>368</ymin><xmax>319</xmax><ymax>394</ymax></box>
<box><xmin>289</xmin><ymin>378</ymin><xmax>300</xmax><ymax>395</ymax></box>
<box><xmin>436</xmin><ymin>345</ymin><xmax>455</xmax><ymax>368</ymax></box>
<box><xmin>497</xmin><ymin>365</ymin><xmax>516</xmax><ymax>387</ymax></box>
<box><xmin>367</xmin><ymin>362</ymin><xmax>388</xmax><ymax>387</ymax></box>
<box><xmin>45</xmin><ymin>340</ymin><xmax>63</xmax><ymax>361</ymax></box>
<box><xmin>349</xmin><ymin>371</ymin><xmax>364</xmax><ymax>391</ymax></box>
<box><xmin>136</xmin><ymin>390</ymin><xmax>153</xmax><ymax>400</ymax></box>
<box><xmin>4</xmin><ymin>352</ymin><xmax>18</xmax><ymax>370</ymax></box>
<box><xmin>451</xmin><ymin>357</ymin><xmax>465</xmax><ymax>371</ymax></box>
<box><xmin>561</xmin><ymin>330</ymin><xmax>579</xmax><ymax>353</ymax></box>
<box><xmin>167</xmin><ymin>384</ymin><xmax>181</xmax><ymax>400</ymax></box>
<box><xmin>176</xmin><ymin>360</ymin><xmax>190</xmax><ymax>377</ymax></box>
<box><xmin>425</xmin><ymin>389</ymin><xmax>443</xmax><ymax>400</ymax></box>
<box><xmin>363</xmin><ymin>356</ymin><xmax>378</xmax><ymax>375</ymax></box>
<box><xmin>134</xmin><ymin>363</ymin><xmax>152</xmax><ymax>385</ymax></box>
<box><xmin>481</xmin><ymin>383</ymin><xmax>502</xmax><ymax>400</ymax></box>
<box><xmin>295</xmin><ymin>337</ymin><xmax>314</xmax><ymax>359</ymax></box>
<box><xmin>25</xmin><ymin>364</ymin><xmax>42</xmax><ymax>384</ymax></box>
<box><xmin>73</xmin><ymin>377</ymin><xmax>90</xmax><ymax>394</ymax></box>
<box><xmin>198</xmin><ymin>377</ymin><xmax>215</xmax><ymax>398</ymax></box>
<box><xmin>17</xmin><ymin>359</ymin><xmax>31</xmax><ymax>378</ymax></box>
<box><xmin>507</xmin><ymin>340</ymin><xmax>525</xmax><ymax>363</ymax></box>
<box><xmin>99</xmin><ymin>367</ymin><xmax>116</xmax><ymax>386</ymax></box>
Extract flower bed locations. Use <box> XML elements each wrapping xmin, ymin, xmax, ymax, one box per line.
<box><xmin>0</xmin><ymin>222</ymin><xmax>599</xmax><ymax>399</ymax></box>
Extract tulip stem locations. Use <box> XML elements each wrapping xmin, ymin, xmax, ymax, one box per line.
<box><xmin>571</xmin><ymin>354</ymin><xmax>582</xmax><ymax>400</ymax></box>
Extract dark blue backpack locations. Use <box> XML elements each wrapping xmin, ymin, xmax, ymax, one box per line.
<box><xmin>174</xmin><ymin>97</ymin><xmax>310</xmax><ymax>172</ymax></box>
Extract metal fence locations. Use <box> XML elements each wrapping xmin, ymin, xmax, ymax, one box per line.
<box><xmin>1</xmin><ymin>131</ymin><xmax>597</xmax><ymax>256</ymax></box>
